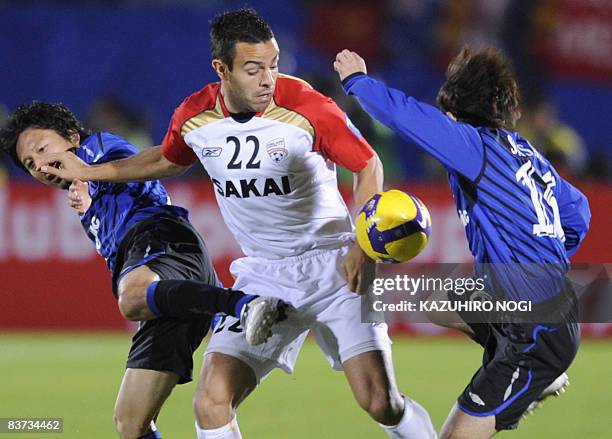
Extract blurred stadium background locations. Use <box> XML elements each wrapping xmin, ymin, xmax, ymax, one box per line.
<box><xmin>0</xmin><ymin>0</ymin><xmax>610</xmax><ymax>438</ymax></box>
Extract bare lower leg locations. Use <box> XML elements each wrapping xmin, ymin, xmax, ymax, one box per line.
<box><xmin>343</xmin><ymin>350</ymin><xmax>404</xmax><ymax>425</ymax></box>
<box><xmin>343</xmin><ymin>350</ymin><xmax>437</xmax><ymax>438</ymax></box>
<box><xmin>193</xmin><ymin>353</ymin><xmax>257</xmax><ymax>429</ymax></box>
<box><xmin>113</xmin><ymin>368</ymin><xmax>179</xmax><ymax>439</ymax></box>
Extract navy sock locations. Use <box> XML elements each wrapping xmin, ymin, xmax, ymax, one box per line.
<box><xmin>234</xmin><ymin>293</ymin><xmax>258</xmax><ymax>317</ymax></box>
<box><xmin>146</xmin><ymin>280</ymin><xmax>256</xmax><ymax>318</ymax></box>
<box><xmin>138</xmin><ymin>429</ymin><xmax>161</xmax><ymax>439</ymax></box>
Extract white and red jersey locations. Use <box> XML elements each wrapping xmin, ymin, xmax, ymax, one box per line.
<box><xmin>161</xmin><ymin>74</ymin><xmax>374</xmax><ymax>259</ymax></box>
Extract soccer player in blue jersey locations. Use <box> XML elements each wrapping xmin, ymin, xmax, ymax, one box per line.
<box><xmin>334</xmin><ymin>48</ymin><xmax>591</xmax><ymax>438</ymax></box>
<box><xmin>0</xmin><ymin>102</ymin><xmax>286</xmax><ymax>439</ymax></box>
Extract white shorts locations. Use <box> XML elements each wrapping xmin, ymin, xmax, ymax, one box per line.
<box><xmin>205</xmin><ymin>246</ymin><xmax>392</xmax><ymax>382</ymax></box>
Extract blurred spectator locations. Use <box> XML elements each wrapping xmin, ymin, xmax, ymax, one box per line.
<box><xmin>87</xmin><ymin>96</ymin><xmax>153</xmax><ymax>151</ymax></box>
<box><xmin>518</xmin><ymin>93</ymin><xmax>588</xmax><ymax>180</ymax></box>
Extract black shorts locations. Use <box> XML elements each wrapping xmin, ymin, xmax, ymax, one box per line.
<box><xmin>113</xmin><ymin>215</ymin><xmax>218</xmax><ymax>384</ymax></box>
<box><xmin>457</xmin><ymin>299</ymin><xmax>580</xmax><ymax>430</ymax></box>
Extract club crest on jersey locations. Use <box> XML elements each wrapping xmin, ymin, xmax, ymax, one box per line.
<box><xmin>266</xmin><ymin>138</ymin><xmax>288</xmax><ymax>164</ymax></box>
<box><xmin>200</xmin><ymin>147</ymin><xmax>222</xmax><ymax>158</ymax></box>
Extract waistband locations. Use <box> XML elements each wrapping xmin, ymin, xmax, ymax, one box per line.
<box><xmin>241</xmin><ymin>244</ymin><xmax>352</xmax><ymax>265</ymax></box>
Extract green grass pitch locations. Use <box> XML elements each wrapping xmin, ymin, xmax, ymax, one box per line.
<box><xmin>1</xmin><ymin>333</ymin><xmax>610</xmax><ymax>438</ymax></box>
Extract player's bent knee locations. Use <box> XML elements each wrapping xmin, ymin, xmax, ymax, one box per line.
<box><xmin>193</xmin><ymin>391</ymin><xmax>234</xmax><ymax>427</ymax></box>
<box><xmin>357</xmin><ymin>388</ymin><xmax>404</xmax><ymax>425</ymax></box>
<box><xmin>117</xmin><ymin>289</ymin><xmax>147</xmax><ymax>321</ymax></box>
<box><xmin>117</xmin><ymin>267</ymin><xmax>159</xmax><ymax>321</ymax></box>
<box><xmin>113</xmin><ymin>412</ymin><xmax>150</xmax><ymax>439</ymax></box>
<box><xmin>193</xmin><ymin>366</ymin><xmax>235</xmax><ymax>426</ymax></box>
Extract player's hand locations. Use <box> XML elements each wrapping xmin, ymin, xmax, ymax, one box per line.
<box><xmin>334</xmin><ymin>49</ymin><xmax>367</xmax><ymax>82</ymax></box>
<box><xmin>39</xmin><ymin>151</ymin><xmax>91</xmax><ymax>182</ymax></box>
<box><xmin>342</xmin><ymin>243</ymin><xmax>376</xmax><ymax>294</ymax></box>
<box><xmin>67</xmin><ymin>179</ymin><xmax>91</xmax><ymax>215</ymax></box>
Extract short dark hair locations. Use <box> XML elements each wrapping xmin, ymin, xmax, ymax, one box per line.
<box><xmin>0</xmin><ymin>101</ymin><xmax>91</xmax><ymax>171</ymax></box>
<box><xmin>436</xmin><ymin>46</ymin><xmax>521</xmax><ymax>129</ymax></box>
<box><xmin>210</xmin><ymin>8</ymin><xmax>274</xmax><ymax>70</ymax></box>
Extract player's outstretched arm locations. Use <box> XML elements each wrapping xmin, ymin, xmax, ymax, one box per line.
<box><xmin>39</xmin><ymin>146</ymin><xmax>189</xmax><ymax>183</ymax></box>
<box><xmin>334</xmin><ymin>50</ymin><xmax>484</xmax><ymax>181</ymax></box>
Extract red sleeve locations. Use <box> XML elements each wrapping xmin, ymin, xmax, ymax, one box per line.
<box><xmin>160</xmin><ymin>109</ymin><xmax>198</xmax><ymax>166</ymax></box>
<box><xmin>273</xmin><ymin>76</ymin><xmax>374</xmax><ymax>172</ymax></box>
<box><xmin>312</xmin><ymin>96</ymin><xmax>374</xmax><ymax>172</ymax></box>
<box><xmin>161</xmin><ymin>84</ymin><xmax>220</xmax><ymax>166</ymax></box>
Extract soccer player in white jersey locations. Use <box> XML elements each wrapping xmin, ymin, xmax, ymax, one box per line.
<box><xmin>40</xmin><ymin>8</ymin><xmax>436</xmax><ymax>439</ymax></box>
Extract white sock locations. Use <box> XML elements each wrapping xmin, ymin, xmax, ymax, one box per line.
<box><xmin>195</xmin><ymin>416</ymin><xmax>242</xmax><ymax>439</ymax></box>
<box><xmin>380</xmin><ymin>396</ymin><xmax>437</xmax><ymax>439</ymax></box>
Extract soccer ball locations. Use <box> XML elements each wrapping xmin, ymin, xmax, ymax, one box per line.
<box><xmin>356</xmin><ymin>189</ymin><xmax>431</xmax><ymax>263</ymax></box>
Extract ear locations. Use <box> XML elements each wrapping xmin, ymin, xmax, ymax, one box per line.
<box><xmin>69</xmin><ymin>132</ymin><xmax>80</xmax><ymax>148</ymax></box>
<box><xmin>212</xmin><ymin>59</ymin><xmax>230</xmax><ymax>81</ymax></box>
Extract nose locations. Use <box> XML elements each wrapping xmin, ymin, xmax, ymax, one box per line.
<box><xmin>261</xmin><ymin>68</ymin><xmax>274</xmax><ymax>88</ymax></box>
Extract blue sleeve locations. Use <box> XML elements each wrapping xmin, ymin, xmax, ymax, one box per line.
<box><xmin>95</xmin><ymin>133</ymin><xmax>139</xmax><ymax>164</ymax></box>
<box><xmin>554</xmin><ymin>173</ymin><xmax>591</xmax><ymax>257</ymax></box>
<box><xmin>77</xmin><ymin>133</ymin><xmax>139</xmax><ymax>165</ymax></box>
<box><xmin>343</xmin><ymin>73</ymin><xmax>484</xmax><ymax>180</ymax></box>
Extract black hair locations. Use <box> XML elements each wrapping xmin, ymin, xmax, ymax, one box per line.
<box><xmin>437</xmin><ymin>46</ymin><xmax>521</xmax><ymax>129</ymax></box>
<box><xmin>210</xmin><ymin>7</ymin><xmax>274</xmax><ymax>70</ymax></box>
<box><xmin>0</xmin><ymin>101</ymin><xmax>91</xmax><ymax>172</ymax></box>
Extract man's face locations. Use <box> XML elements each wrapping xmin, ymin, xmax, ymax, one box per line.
<box><xmin>16</xmin><ymin>127</ymin><xmax>78</xmax><ymax>188</ymax></box>
<box><xmin>221</xmin><ymin>38</ymin><xmax>280</xmax><ymax>113</ymax></box>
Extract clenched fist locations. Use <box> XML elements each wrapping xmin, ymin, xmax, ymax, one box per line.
<box><xmin>333</xmin><ymin>49</ymin><xmax>367</xmax><ymax>82</ymax></box>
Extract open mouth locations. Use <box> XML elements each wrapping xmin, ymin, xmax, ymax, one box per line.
<box><xmin>45</xmin><ymin>175</ymin><xmax>64</xmax><ymax>185</ymax></box>
<box><xmin>44</xmin><ymin>161</ymin><xmax>64</xmax><ymax>185</ymax></box>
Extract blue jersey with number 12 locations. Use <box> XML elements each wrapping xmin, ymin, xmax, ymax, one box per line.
<box><xmin>343</xmin><ymin>74</ymin><xmax>591</xmax><ymax>303</ymax></box>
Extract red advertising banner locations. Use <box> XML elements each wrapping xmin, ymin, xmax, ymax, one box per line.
<box><xmin>533</xmin><ymin>0</ymin><xmax>612</xmax><ymax>82</ymax></box>
<box><xmin>0</xmin><ymin>182</ymin><xmax>610</xmax><ymax>335</ymax></box>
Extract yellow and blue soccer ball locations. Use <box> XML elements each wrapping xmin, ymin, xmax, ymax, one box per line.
<box><xmin>356</xmin><ymin>189</ymin><xmax>431</xmax><ymax>263</ymax></box>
